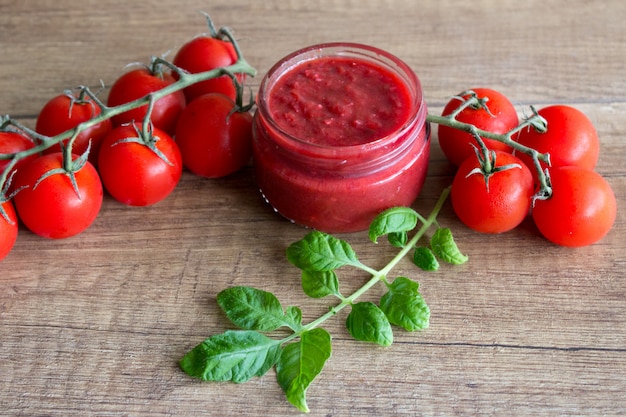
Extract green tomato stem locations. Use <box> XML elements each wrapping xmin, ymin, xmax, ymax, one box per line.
<box><xmin>0</xmin><ymin>53</ymin><xmax>257</xmax><ymax>194</ymax></box>
<box><xmin>426</xmin><ymin>106</ymin><xmax>553</xmax><ymax>200</ymax></box>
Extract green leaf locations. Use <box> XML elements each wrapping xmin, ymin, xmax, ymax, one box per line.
<box><xmin>380</xmin><ymin>277</ymin><xmax>430</xmax><ymax>331</ymax></box>
<box><xmin>387</xmin><ymin>231</ymin><xmax>408</xmax><ymax>248</ymax></box>
<box><xmin>413</xmin><ymin>246</ymin><xmax>440</xmax><ymax>271</ymax></box>
<box><xmin>276</xmin><ymin>328</ymin><xmax>332</xmax><ymax>413</ymax></box>
<box><xmin>284</xmin><ymin>306</ymin><xmax>303</xmax><ymax>332</ymax></box>
<box><xmin>345</xmin><ymin>302</ymin><xmax>393</xmax><ymax>346</ymax></box>
<box><xmin>217</xmin><ymin>286</ymin><xmax>291</xmax><ymax>332</ymax></box>
<box><xmin>301</xmin><ymin>270</ymin><xmax>340</xmax><ymax>298</ymax></box>
<box><xmin>286</xmin><ymin>230</ymin><xmax>359</xmax><ymax>272</ymax></box>
<box><xmin>368</xmin><ymin>207</ymin><xmax>419</xmax><ymax>243</ymax></box>
<box><xmin>180</xmin><ymin>330</ymin><xmax>282</xmax><ymax>383</ymax></box>
<box><xmin>430</xmin><ymin>227</ymin><xmax>469</xmax><ymax>265</ymax></box>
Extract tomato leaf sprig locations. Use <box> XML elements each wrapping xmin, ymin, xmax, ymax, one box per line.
<box><xmin>179</xmin><ymin>186</ymin><xmax>467</xmax><ymax>413</ymax></box>
<box><xmin>425</xmin><ymin>91</ymin><xmax>553</xmax><ymax>201</ymax></box>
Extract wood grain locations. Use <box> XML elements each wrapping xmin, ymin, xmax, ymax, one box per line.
<box><xmin>1</xmin><ymin>0</ymin><xmax>624</xmax><ymax>416</ymax></box>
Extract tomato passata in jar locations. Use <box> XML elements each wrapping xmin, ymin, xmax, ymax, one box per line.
<box><xmin>253</xmin><ymin>43</ymin><xmax>430</xmax><ymax>233</ymax></box>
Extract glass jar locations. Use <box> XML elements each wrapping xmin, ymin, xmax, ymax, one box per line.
<box><xmin>252</xmin><ymin>42</ymin><xmax>430</xmax><ymax>233</ymax></box>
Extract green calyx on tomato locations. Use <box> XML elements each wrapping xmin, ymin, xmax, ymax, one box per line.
<box><xmin>0</xmin><ymin>191</ymin><xmax>15</xmax><ymax>224</ymax></box>
<box><xmin>428</xmin><ymin>91</ymin><xmax>553</xmax><ymax>202</ymax></box>
<box><xmin>12</xmin><ymin>150</ymin><xmax>103</xmax><ymax>239</ymax></box>
<box><xmin>97</xmin><ymin>122</ymin><xmax>182</xmax><ymax>207</ymax></box>
<box><xmin>436</xmin><ymin>88</ymin><xmax>520</xmax><ymax>166</ymax></box>
<box><xmin>451</xmin><ymin>149</ymin><xmax>534</xmax><ymax>234</ymax></box>
<box><xmin>464</xmin><ymin>133</ymin><xmax>525</xmax><ymax>191</ymax></box>
<box><xmin>0</xmin><ymin>199</ymin><xmax>18</xmax><ymax>261</ymax></box>
<box><xmin>172</xmin><ymin>12</ymin><xmax>248</xmax><ymax>103</ymax></box>
<box><xmin>35</xmin><ymin>138</ymin><xmax>93</xmax><ymax>199</ymax></box>
<box><xmin>116</xmin><ymin>121</ymin><xmax>177</xmax><ymax>167</ymax></box>
<box><xmin>514</xmin><ymin>105</ymin><xmax>600</xmax><ymax>184</ymax></box>
<box><xmin>106</xmin><ymin>58</ymin><xmax>186</xmax><ymax>136</ymax></box>
<box><xmin>36</xmin><ymin>88</ymin><xmax>113</xmax><ymax>167</ymax></box>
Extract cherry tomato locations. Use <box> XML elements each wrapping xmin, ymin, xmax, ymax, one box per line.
<box><xmin>175</xmin><ymin>93</ymin><xmax>252</xmax><ymax>178</ymax></box>
<box><xmin>98</xmin><ymin>123</ymin><xmax>182</xmax><ymax>206</ymax></box>
<box><xmin>515</xmin><ymin>105</ymin><xmax>599</xmax><ymax>182</ymax></box>
<box><xmin>107</xmin><ymin>67</ymin><xmax>186</xmax><ymax>136</ymax></box>
<box><xmin>438</xmin><ymin>88</ymin><xmax>519</xmax><ymax>166</ymax></box>
<box><xmin>451</xmin><ymin>151</ymin><xmax>534</xmax><ymax>234</ymax></box>
<box><xmin>13</xmin><ymin>153</ymin><xmax>103</xmax><ymax>239</ymax></box>
<box><xmin>172</xmin><ymin>36</ymin><xmax>240</xmax><ymax>102</ymax></box>
<box><xmin>0</xmin><ymin>199</ymin><xmax>18</xmax><ymax>260</ymax></box>
<box><xmin>36</xmin><ymin>93</ymin><xmax>112</xmax><ymax>167</ymax></box>
<box><xmin>0</xmin><ymin>131</ymin><xmax>38</xmax><ymax>185</ymax></box>
<box><xmin>532</xmin><ymin>166</ymin><xmax>616</xmax><ymax>247</ymax></box>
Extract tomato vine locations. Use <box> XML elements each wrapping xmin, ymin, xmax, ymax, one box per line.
<box><xmin>0</xmin><ymin>26</ymin><xmax>256</xmax><ymax>197</ymax></box>
<box><xmin>426</xmin><ymin>91</ymin><xmax>553</xmax><ymax>201</ymax></box>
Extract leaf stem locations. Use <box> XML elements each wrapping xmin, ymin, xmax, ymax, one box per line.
<box><xmin>291</xmin><ymin>186</ymin><xmax>451</xmax><ymax>339</ymax></box>
<box><xmin>378</xmin><ymin>185</ymin><xmax>451</xmax><ymax>277</ymax></box>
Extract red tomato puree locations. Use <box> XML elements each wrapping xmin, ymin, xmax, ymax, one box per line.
<box><xmin>268</xmin><ymin>57</ymin><xmax>412</xmax><ymax>146</ymax></box>
<box><xmin>253</xmin><ymin>45</ymin><xmax>429</xmax><ymax>233</ymax></box>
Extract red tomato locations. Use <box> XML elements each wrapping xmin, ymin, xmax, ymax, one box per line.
<box><xmin>451</xmin><ymin>151</ymin><xmax>534</xmax><ymax>234</ymax></box>
<box><xmin>36</xmin><ymin>93</ymin><xmax>112</xmax><ymax>166</ymax></box>
<box><xmin>0</xmin><ymin>199</ymin><xmax>18</xmax><ymax>260</ymax></box>
<box><xmin>107</xmin><ymin>67</ymin><xmax>186</xmax><ymax>136</ymax></box>
<box><xmin>532</xmin><ymin>166</ymin><xmax>616</xmax><ymax>247</ymax></box>
<box><xmin>13</xmin><ymin>153</ymin><xmax>103</xmax><ymax>239</ymax></box>
<box><xmin>438</xmin><ymin>88</ymin><xmax>519</xmax><ymax>166</ymax></box>
<box><xmin>175</xmin><ymin>93</ymin><xmax>252</xmax><ymax>178</ymax></box>
<box><xmin>173</xmin><ymin>36</ymin><xmax>240</xmax><ymax>102</ymax></box>
<box><xmin>98</xmin><ymin>123</ymin><xmax>182</xmax><ymax>206</ymax></box>
<box><xmin>515</xmin><ymin>105</ymin><xmax>599</xmax><ymax>182</ymax></box>
<box><xmin>0</xmin><ymin>131</ymin><xmax>38</xmax><ymax>184</ymax></box>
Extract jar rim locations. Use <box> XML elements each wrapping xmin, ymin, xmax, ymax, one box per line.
<box><xmin>256</xmin><ymin>42</ymin><xmax>426</xmax><ymax>158</ymax></box>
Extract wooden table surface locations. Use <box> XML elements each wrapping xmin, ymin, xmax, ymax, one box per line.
<box><xmin>1</xmin><ymin>1</ymin><xmax>624</xmax><ymax>416</ymax></box>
